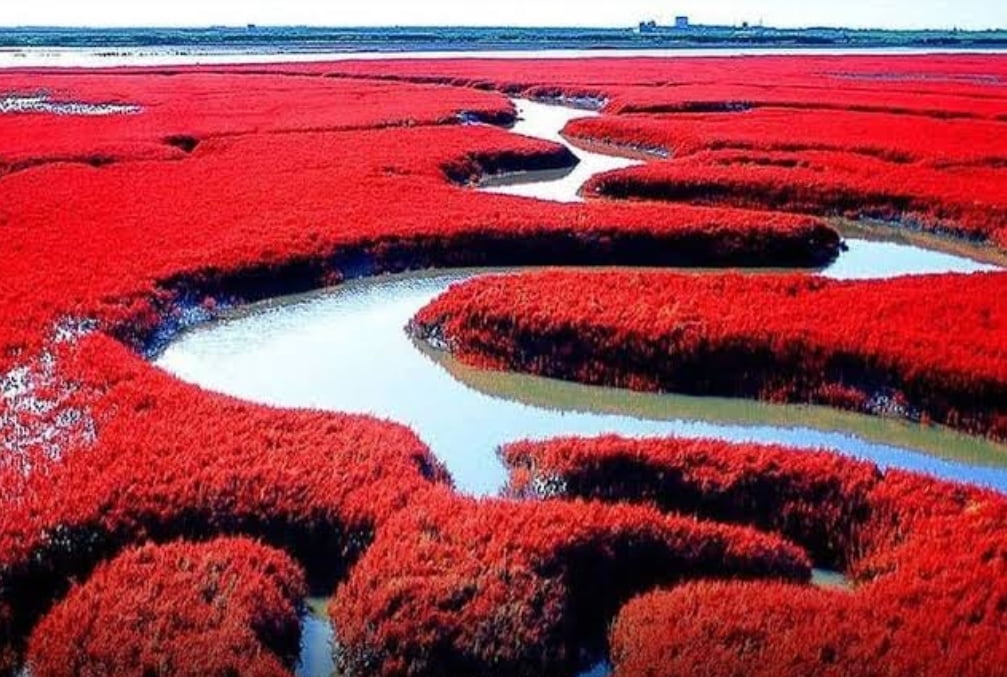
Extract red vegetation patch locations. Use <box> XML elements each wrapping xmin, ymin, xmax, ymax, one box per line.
<box><xmin>316</xmin><ymin>54</ymin><xmax>1007</xmax><ymax>103</ymax></box>
<box><xmin>3</xmin><ymin>56</ymin><xmax>1007</xmax><ymax>675</ymax></box>
<box><xmin>0</xmin><ymin>119</ymin><xmax>838</xmax><ymax>363</ymax></box>
<box><xmin>412</xmin><ymin>270</ymin><xmax>1007</xmax><ymax>440</ymax></box>
<box><xmin>502</xmin><ymin>436</ymin><xmax>881</xmax><ymax>569</ymax></box>
<box><xmin>583</xmin><ymin>148</ymin><xmax>1007</xmax><ymax>247</ymax></box>
<box><xmin>27</xmin><ymin>538</ymin><xmax>306</xmax><ymax>677</ymax></box>
<box><xmin>0</xmin><ymin>334</ymin><xmax>449</xmax><ymax>669</ymax></box>
<box><xmin>565</xmin><ymin>108</ymin><xmax>1007</xmax><ymax>166</ymax></box>
<box><xmin>498</xmin><ymin>436</ymin><xmax>1007</xmax><ymax>676</ymax></box>
<box><xmin>600</xmin><ymin>82</ymin><xmax>1007</xmax><ymax>119</ymax></box>
<box><xmin>327</xmin><ymin>56</ymin><xmax>1007</xmax><ymax>250</ymax></box>
<box><xmin>0</xmin><ymin>72</ymin><xmax>516</xmax><ymax>173</ymax></box>
<box><xmin>305</xmin><ymin>56</ymin><xmax>1007</xmax><ymax>249</ymax></box>
<box><xmin>330</xmin><ymin>487</ymin><xmax>809</xmax><ymax>676</ymax></box>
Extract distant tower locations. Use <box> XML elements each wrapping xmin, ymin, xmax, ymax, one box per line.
<box><xmin>675</xmin><ymin>15</ymin><xmax>690</xmax><ymax>29</ymax></box>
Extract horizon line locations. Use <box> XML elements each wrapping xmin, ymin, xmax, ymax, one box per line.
<box><xmin>2</xmin><ymin>22</ymin><xmax>1006</xmax><ymax>32</ymax></box>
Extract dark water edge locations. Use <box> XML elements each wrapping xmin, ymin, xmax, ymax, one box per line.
<box><xmin>3</xmin><ymin>26</ymin><xmax>1007</xmax><ymax>52</ymax></box>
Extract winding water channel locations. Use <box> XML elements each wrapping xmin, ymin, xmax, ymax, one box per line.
<box><xmin>154</xmin><ymin>98</ymin><xmax>1007</xmax><ymax>676</ymax></box>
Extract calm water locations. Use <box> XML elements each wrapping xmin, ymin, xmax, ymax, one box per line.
<box><xmin>151</xmin><ymin>99</ymin><xmax>1005</xmax><ymax>677</ymax></box>
<box><xmin>5</xmin><ymin>46</ymin><xmax>1001</xmax><ymax>69</ymax></box>
<box><xmin>822</xmin><ymin>238</ymin><xmax>997</xmax><ymax>278</ymax></box>
<box><xmin>480</xmin><ymin>99</ymin><xmax>641</xmax><ymax>203</ymax></box>
<box><xmin>156</xmin><ymin>269</ymin><xmax>1007</xmax><ymax>496</ymax></box>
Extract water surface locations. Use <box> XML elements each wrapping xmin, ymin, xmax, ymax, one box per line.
<box><xmin>479</xmin><ymin>99</ymin><xmax>641</xmax><ymax>203</ymax></box>
<box><xmin>6</xmin><ymin>46</ymin><xmax>1002</xmax><ymax>69</ymax></box>
<box><xmin>156</xmin><ymin>270</ymin><xmax>1007</xmax><ymax>496</ymax></box>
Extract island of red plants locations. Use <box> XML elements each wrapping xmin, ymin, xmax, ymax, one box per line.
<box><xmin>2</xmin><ymin>53</ymin><xmax>1007</xmax><ymax>676</ymax></box>
<box><xmin>27</xmin><ymin>538</ymin><xmax>307</xmax><ymax>677</ymax></box>
<box><xmin>412</xmin><ymin>270</ymin><xmax>1007</xmax><ymax>440</ymax></box>
<box><xmin>330</xmin><ymin>487</ymin><xmax>808</xmax><ymax>676</ymax></box>
<box><xmin>499</xmin><ymin>435</ymin><xmax>1007</xmax><ymax>676</ymax></box>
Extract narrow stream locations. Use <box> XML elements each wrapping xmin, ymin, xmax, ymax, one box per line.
<box><xmin>479</xmin><ymin>99</ymin><xmax>641</xmax><ymax>203</ymax></box>
<box><xmin>484</xmin><ymin>100</ymin><xmax>999</xmax><ymax>278</ymax></box>
<box><xmin>157</xmin><ymin>269</ymin><xmax>1007</xmax><ymax>495</ymax></box>
<box><xmin>153</xmin><ymin>98</ymin><xmax>1005</xmax><ymax>677</ymax></box>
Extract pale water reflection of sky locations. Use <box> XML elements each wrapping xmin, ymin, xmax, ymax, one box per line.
<box><xmin>155</xmin><ymin>269</ymin><xmax>1007</xmax><ymax>498</ymax></box>
<box><xmin>480</xmin><ymin>99</ymin><xmax>641</xmax><ymax>204</ymax></box>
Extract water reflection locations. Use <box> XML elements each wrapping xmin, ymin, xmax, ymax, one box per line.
<box><xmin>155</xmin><ymin>270</ymin><xmax>1007</xmax><ymax>496</ymax></box>
<box><xmin>822</xmin><ymin>238</ymin><xmax>998</xmax><ymax>279</ymax></box>
<box><xmin>479</xmin><ymin>98</ymin><xmax>641</xmax><ymax>203</ymax></box>
<box><xmin>297</xmin><ymin>611</ymin><xmax>335</xmax><ymax>677</ymax></box>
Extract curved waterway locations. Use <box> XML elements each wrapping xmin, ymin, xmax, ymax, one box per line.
<box><xmin>153</xmin><ymin>98</ymin><xmax>1005</xmax><ymax>677</ymax></box>
<box><xmin>479</xmin><ymin>99</ymin><xmax>642</xmax><ymax>203</ymax></box>
<box><xmin>157</xmin><ymin>268</ymin><xmax>1007</xmax><ymax>494</ymax></box>
<box><xmin>485</xmin><ymin>100</ymin><xmax>999</xmax><ymax>277</ymax></box>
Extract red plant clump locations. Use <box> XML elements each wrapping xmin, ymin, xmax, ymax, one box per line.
<box><xmin>499</xmin><ymin>436</ymin><xmax>1007</xmax><ymax>676</ymax></box>
<box><xmin>411</xmin><ymin>269</ymin><xmax>1007</xmax><ymax>440</ymax></box>
<box><xmin>317</xmin><ymin>55</ymin><xmax>1007</xmax><ymax>102</ymax></box>
<box><xmin>0</xmin><ymin>72</ymin><xmax>516</xmax><ymax>174</ymax></box>
<box><xmin>564</xmin><ymin>107</ymin><xmax>1007</xmax><ymax>165</ymax></box>
<box><xmin>27</xmin><ymin>537</ymin><xmax>306</xmax><ymax>677</ymax></box>
<box><xmin>330</xmin><ymin>487</ymin><xmax>809</xmax><ymax>677</ymax></box>
<box><xmin>0</xmin><ymin>333</ymin><xmax>450</xmax><ymax>670</ymax></box>
<box><xmin>599</xmin><ymin>82</ymin><xmax>1007</xmax><ymax>119</ymax></box>
<box><xmin>502</xmin><ymin>436</ymin><xmax>881</xmax><ymax>569</ymax></box>
<box><xmin>0</xmin><ymin>120</ymin><xmax>838</xmax><ymax>363</ymax></box>
<box><xmin>582</xmin><ymin>148</ymin><xmax>1007</xmax><ymax>247</ymax></box>
<box><xmin>303</xmin><ymin>58</ymin><xmax>1007</xmax><ymax>255</ymax></box>
<box><xmin>319</xmin><ymin>56</ymin><xmax>1007</xmax><ymax>251</ymax></box>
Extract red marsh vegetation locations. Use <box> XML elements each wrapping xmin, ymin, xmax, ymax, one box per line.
<box><xmin>2</xmin><ymin>54</ymin><xmax>1006</xmax><ymax>675</ymax></box>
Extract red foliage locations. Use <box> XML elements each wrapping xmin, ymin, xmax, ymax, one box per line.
<box><xmin>565</xmin><ymin>108</ymin><xmax>1007</xmax><ymax>166</ymax></box>
<box><xmin>2</xmin><ymin>55</ymin><xmax>1007</xmax><ymax>675</ymax></box>
<box><xmin>0</xmin><ymin>109</ymin><xmax>836</xmax><ymax>365</ymax></box>
<box><xmin>314</xmin><ymin>55</ymin><xmax>1007</xmax><ymax>106</ymax></box>
<box><xmin>330</xmin><ymin>487</ymin><xmax>809</xmax><ymax>676</ymax></box>
<box><xmin>310</xmin><ymin>56</ymin><xmax>1007</xmax><ymax>248</ymax></box>
<box><xmin>600</xmin><ymin>82</ymin><xmax>1007</xmax><ymax>119</ymax></box>
<box><xmin>0</xmin><ymin>72</ymin><xmax>516</xmax><ymax>174</ymax></box>
<box><xmin>412</xmin><ymin>270</ymin><xmax>1007</xmax><ymax>440</ymax></box>
<box><xmin>582</xmin><ymin>148</ymin><xmax>1007</xmax><ymax>247</ymax></box>
<box><xmin>500</xmin><ymin>437</ymin><xmax>1007</xmax><ymax>677</ymax></box>
<box><xmin>502</xmin><ymin>436</ymin><xmax>882</xmax><ymax>569</ymax></box>
<box><xmin>27</xmin><ymin>538</ymin><xmax>306</xmax><ymax>677</ymax></box>
<box><xmin>0</xmin><ymin>334</ymin><xmax>449</xmax><ymax>670</ymax></box>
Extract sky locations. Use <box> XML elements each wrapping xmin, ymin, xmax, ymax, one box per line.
<box><xmin>2</xmin><ymin>0</ymin><xmax>1004</xmax><ymax>31</ymax></box>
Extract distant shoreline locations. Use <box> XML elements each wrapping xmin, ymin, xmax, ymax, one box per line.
<box><xmin>4</xmin><ymin>45</ymin><xmax>1006</xmax><ymax>71</ymax></box>
<box><xmin>2</xmin><ymin>25</ymin><xmax>1006</xmax><ymax>52</ymax></box>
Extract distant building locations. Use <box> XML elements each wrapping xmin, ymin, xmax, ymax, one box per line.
<box><xmin>638</xmin><ymin>16</ymin><xmax>690</xmax><ymax>33</ymax></box>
